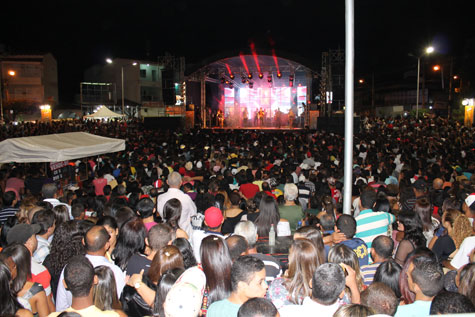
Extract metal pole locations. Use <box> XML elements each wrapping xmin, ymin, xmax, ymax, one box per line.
<box><xmin>343</xmin><ymin>0</ymin><xmax>354</xmax><ymax>215</ymax></box>
<box><xmin>121</xmin><ymin>66</ymin><xmax>125</xmax><ymax>116</ymax></box>
<box><xmin>0</xmin><ymin>66</ymin><xmax>4</xmax><ymax>122</ymax></box>
<box><xmin>416</xmin><ymin>57</ymin><xmax>421</xmax><ymax>118</ymax></box>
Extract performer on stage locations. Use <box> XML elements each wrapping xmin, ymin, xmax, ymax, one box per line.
<box><xmin>217</xmin><ymin>109</ymin><xmax>224</xmax><ymax>128</ymax></box>
<box><xmin>258</xmin><ymin>108</ymin><xmax>265</xmax><ymax>126</ymax></box>
<box><xmin>288</xmin><ymin>108</ymin><xmax>295</xmax><ymax>129</ymax></box>
<box><xmin>242</xmin><ymin>107</ymin><xmax>249</xmax><ymax>127</ymax></box>
<box><xmin>274</xmin><ymin>108</ymin><xmax>282</xmax><ymax>128</ymax></box>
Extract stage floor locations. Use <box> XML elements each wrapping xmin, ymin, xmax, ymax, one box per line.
<box><xmin>203</xmin><ymin>126</ymin><xmax>304</xmax><ymax>131</ymax></box>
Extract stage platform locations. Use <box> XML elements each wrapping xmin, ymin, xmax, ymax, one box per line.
<box><xmin>203</xmin><ymin>126</ymin><xmax>305</xmax><ymax>131</ymax></box>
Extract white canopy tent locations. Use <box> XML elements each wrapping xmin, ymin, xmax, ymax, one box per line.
<box><xmin>83</xmin><ymin>106</ymin><xmax>125</xmax><ymax>120</ymax></box>
<box><xmin>0</xmin><ymin>132</ymin><xmax>125</xmax><ymax>163</ymax></box>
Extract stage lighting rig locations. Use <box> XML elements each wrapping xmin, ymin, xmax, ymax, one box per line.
<box><xmin>289</xmin><ymin>74</ymin><xmax>294</xmax><ymax>87</ymax></box>
<box><xmin>258</xmin><ymin>73</ymin><xmax>264</xmax><ymax>79</ymax></box>
<box><xmin>249</xmin><ymin>82</ymin><xmax>254</xmax><ymax>89</ymax></box>
<box><xmin>248</xmin><ymin>73</ymin><xmax>253</xmax><ymax>79</ymax></box>
<box><xmin>267</xmin><ymin>75</ymin><xmax>272</xmax><ymax>83</ymax></box>
<box><xmin>277</xmin><ymin>72</ymin><xmax>282</xmax><ymax>78</ymax></box>
<box><xmin>230</xmin><ymin>74</ymin><xmax>235</xmax><ymax>80</ymax></box>
<box><xmin>242</xmin><ymin>77</ymin><xmax>247</xmax><ymax>84</ymax></box>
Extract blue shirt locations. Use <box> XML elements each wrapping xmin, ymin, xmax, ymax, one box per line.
<box><xmin>395</xmin><ymin>300</ymin><xmax>431</xmax><ymax>317</ymax></box>
<box><xmin>340</xmin><ymin>238</ymin><xmax>369</xmax><ymax>267</ymax></box>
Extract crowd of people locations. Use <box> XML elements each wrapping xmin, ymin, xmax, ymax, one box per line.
<box><xmin>0</xmin><ymin>115</ymin><xmax>474</xmax><ymax>317</ymax></box>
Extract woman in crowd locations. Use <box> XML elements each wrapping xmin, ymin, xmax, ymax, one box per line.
<box><xmin>162</xmin><ymin>198</ymin><xmax>188</xmax><ymax>239</ymax></box>
<box><xmin>245</xmin><ymin>192</ymin><xmax>265</xmax><ymax>222</ymax></box>
<box><xmin>96</xmin><ymin>216</ymin><xmax>119</xmax><ymax>262</ymax></box>
<box><xmin>221</xmin><ymin>192</ymin><xmax>246</xmax><ymax>234</ymax></box>
<box><xmin>2</xmin><ymin>244</ymin><xmax>51</xmax><ymax>316</ymax></box>
<box><xmin>123</xmin><ymin>246</ymin><xmax>184</xmax><ymax>316</ymax></box>
<box><xmin>152</xmin><ymin>267</ymin><xmax>185</xmax><ymax>317</ymax></box>
<box><xmin>0</xmin><ymin>259</ymin><xmax>33</xmax><ymax>317</ymax></box>
<box><xmin>93</xmin><ymin>266</ymin><xmax>127</xmax><ymax>317</ymax></box>
<box><xmin>172</xmin><ymin>238</ymin><xmax>197</xmax><ymax>269</ymax></box>
<box><xmin>328</xmin><ymin>244</ymin><xmax>365</xmax><ymax>303</ymax></box>
<box><xmin>294</xmin><ymin>225</ymin><xmax>326</xmax><ymax>264</ymax></box>
<box><xmin>414</xmin><ymin>197</ymin><xmax>439</xmax><ymax>246</ymax></box>
<box><xmin>43</xmin><ymin>220</ymin><xmax>86</xmax><ymax>298</ymax></box>
<box><xmin>394</xmin><ymin>211</ymin><xmax>427</xmax><ymax>266</ymax></box>
<box><xmin>254</xmin><ymin>194</ymin><xmax>290</xmax><ymax>237</ymax></box>
<box><xmin>52</xmin><ymin>205</ymin><xmax>69</xmax><ymax>229</ymax></box>
<box><xmin>112</xmin><ymin>217</ymin><xmax>147</xmax><ymax>271</ymax></box>
<box><xmin>200</xmin><ymin>235</ymin><xmax>232</xmax><ymax>314</ymax></box>
<box><xmin>267</xmin><ymin>238</ymin><xmax>320</xmax><ymax>309</ymax></box>
<box><xmin>333</xmin><ymin>304</ymin><xmax>375</xmax><ymax>317</ymax></box>
<box><xmin>373</xmin><ymin>259</ymin><xmax>402</xmax><ymax>299</ymax></box>
<box><xmin>430</xmin><ymin>209</ymin><xmax>473</xmax><ymax>262</ymax></box>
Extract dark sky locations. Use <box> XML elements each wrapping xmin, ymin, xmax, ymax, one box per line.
<box><xmin>2</xmin><ymin>0</ymin><xmax>474</xmax><ymax>104</ymax></box>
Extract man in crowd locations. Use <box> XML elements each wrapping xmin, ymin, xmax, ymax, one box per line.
<box><xmin>126</xmin><ymin>223</ymin><xmax>174</xmax><ymax>275</ymax></box>
<box><xmin>279</xmin><ymin>263</ymin><xmax>349</xmax><ymax>316</ymax></box>
<box><xmin>42</xmin><ymin>183</ymin><xmax>71</xmax><ymax>218</ymax></box>
<box><xmin>49</xmin><ymin>255</ymin><xmax>120</xmax><ymax>316</ymax></box>
<box><xmin>237</xmin><ymin>298</ymin><xmax>279</xmax><ymax>317</ymax></box>
<box><xmin>394</xmin><ymin>255</ymin><xmax>444</xmax><ymax>317</ymax></box>
<box><xmin>56</xmin><ymin>225</ymin><xmax>125</xmax><ymax>311</ymax></box>
<box><xmin>207</xmin><ymin>255</ymin><xmax>267</xmax><ymax>317</ymax></box>
<box><xmin>31</xmin><ymin>209</ymin><xmax>56</xmax><ymax>263</ymax></box>
<box><xmin>336</xmin><ymin>214</ymin><xmax>369</xmax><ymax>267</ymax></box>
<box><xmin>0</xmin><ymin>191</ymin><xmax>18</xmax><ymax>225</ymax></box>
<box><xmin>360</xmin><ymin>282</ymin><xmax>399</xmax><ymax>316</ymax></box>
<box><xmin>361</xmin><ymin>235</ymin><xmax>394</xmax><ymax>285</ymax></box>
<box><xmin>191</xmin><ymin>206</ymin><xmax>225</xmax><ymax>262</ymax></box>
<box><xmin>355</xmin><ymin>190</ymin><xmax>395</xmax><ymax>251</ymax></box>
<box><xmin>156</xmin><ymin>171</ymin><xmax>197</xmax><ymax>237</ymax></box>
<box><xmin>234</xmin><ymin>221</ymin><xmax>282</xmax><ymax>283</ymax></box>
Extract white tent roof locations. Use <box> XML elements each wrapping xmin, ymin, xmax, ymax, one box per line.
<box><xmin>84</xmin><ymin>106</ymin><xmax>125</xmax><ymax>119</ymax></box>
<box><xmin>0</xmin><ymin>132</ymin><xmax>125</xmax><ymax>163</ymax></box>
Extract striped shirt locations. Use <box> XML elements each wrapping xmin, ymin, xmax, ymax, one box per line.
<box><xmin>361</xmin><ymin>262</ymin><xmax>382</xmax><ymax>286</ymax></box>
<box><xmin>0</xmin><ymin>207</ymin><xmax>18</xmax><ymax>224</ymax></box>
<box><xmin>355</xmin><ymin>209</ymin><xmax>395</xmax><ymax>251</ymax></box>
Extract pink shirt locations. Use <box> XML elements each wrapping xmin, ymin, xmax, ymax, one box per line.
<box><xmin>144</xmin><ymin>221</ymin><xmax>158</xmax><ymax>232</ymax></box>
<box><xmin>93</xmin><ymin>178</ymin><xmax>108</xmax><ymax>196</ymax></box>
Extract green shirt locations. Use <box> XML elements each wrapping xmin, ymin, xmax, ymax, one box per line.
<box><xmin>207</xmin><ymin>299</ymin><xmax>241</xmax><ymax>317</ymax></box>
<box><xmin>278</xmin><ymin>204</ymin><xmax>304</xmax><ymax>234</ymax></box>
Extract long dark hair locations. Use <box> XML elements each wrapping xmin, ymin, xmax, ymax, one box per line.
<box><xmin>43</xmin><ymin>220</ymin><xmax>86</xmax><ymax>280</ymax></box>
<box><xmin>397</xmin><ymin>211</ymin><xmax>426</xmax><ymax>248</ymax></box>
<box><xmin>414</xmin><ymin>198</ymin><xmax>432</xmax><ymax>232</ymax></box>
<box><xmin>147</xmin><ymin>246</ymin><xmax>184</xmax><ymax>284</ymax></box>
<box><xmin>112</xmin><ymin>217</ymin><xmax>147</xmax><ymax>271</ymax></box>
<box><xmin>0</xmin><ymin>260</ymin><xmax>22</xmax><ymax>316</ymax></box>
<box><xmin>200</xmin><ymin>235</ymin><xmax>232</xmax><ymax>305</ymax></box>
<box><xmin>294</xmin><ymin>226</ymin><xmax>326</xmax><ymax>266</ymax></box>
<box><xmin>254</xmin><ymin>195</ymin><xmax>280</xmax><ymax>237</ymax></box>
<box><xmin>374</xmin><ymin>259</ymin><xmax>402</xmax><ymax>298</ymax></box>
<box><xmin>94</xmin><ymin>266</ymin><xmax>121</xmax><ymax>311</ymax></box>
<box><xmin>1</xmin><ymin>244</ymin><xmax>31</xmax><ymax>294</ymax></box>
<box><xmin>152</xmin><ymin>267</ymin><xmax>185</xmax><ymax>317</ymax></box>
<box><xmin>172</xmin><ymin>238</ymin><xmax>197</xmax><ymax>269</ymax></box>
<box><xmin>162</xmin><ymin>198</ymin><xmax>182</xmax><ymax>230</ymax></box>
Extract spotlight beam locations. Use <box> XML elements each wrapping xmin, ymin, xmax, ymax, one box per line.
<box><xmin>239</xmin><ymin>53</ymin><xmax>251</xmax><ymax>78</ymax></box>
<box><xmin>250</xmin><ymin>42</ymin><xmax>262</xmax><ymax>77</ymax></box>
<box><xmin>271</xmin><ymin>49</ymin><xmax>281</xmax><ymax>77</ymax></box>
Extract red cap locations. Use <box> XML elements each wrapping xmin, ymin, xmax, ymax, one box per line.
<box><xmin>204</xmin><ymin>207</ymin><xmax>223</xmax><ymax>228</ymax></box>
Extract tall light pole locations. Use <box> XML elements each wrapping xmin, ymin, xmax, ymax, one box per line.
<box><xmin>413</xmin><ymin>46</ymin><xmax>434</xmax><ymax>118</ymax></box>
<box><xmin>106</xmin><ymin>58</ymin><xmax>137</xmax><ymax>116</ymax></box>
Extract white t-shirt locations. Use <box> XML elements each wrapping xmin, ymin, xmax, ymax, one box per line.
<box><xmin>450</xmin><ymin>236</ymin><xmax>475</xmax><ymax>269</ymax></box>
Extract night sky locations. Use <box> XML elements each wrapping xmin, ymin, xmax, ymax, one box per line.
<box><xmin>1</xmin><ymin>0</ymin><xmax>474</xmax><ymax>104</ymax></box>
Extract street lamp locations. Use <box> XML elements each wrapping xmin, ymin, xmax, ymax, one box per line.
<box><xmin>0</xmin><ymin>68</ymin><xmax>17</xmax><ymax>122</ymax></box>
<box><xmin>411</xmin><ymin>46</ymin><xmax>434</xmax><ymax>118</ymax></box>
<box><xmin>106</xmin><ymin>58</ymin><xmax>137</xmax><ymax>116</ymax></box>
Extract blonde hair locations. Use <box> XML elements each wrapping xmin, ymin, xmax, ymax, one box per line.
<box><xmin>444</xmin><ymin>209</ymin><xmax>473</xmax><ymax>248</ymax></box>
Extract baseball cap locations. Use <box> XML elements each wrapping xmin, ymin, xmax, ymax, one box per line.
<box><xmin>7</xmin><ymin>223</ymin><xmax>41</xmax><ymax>245</ymax></box>
<box><xmin>204</xmin><ymin>207</ymin><xmax>223</xmax><ymax>228</ymax></box>
<box><xmin>465</xmin><ymin>193</ymin><xmax>475</xmax><ymax>209</ymax></box>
